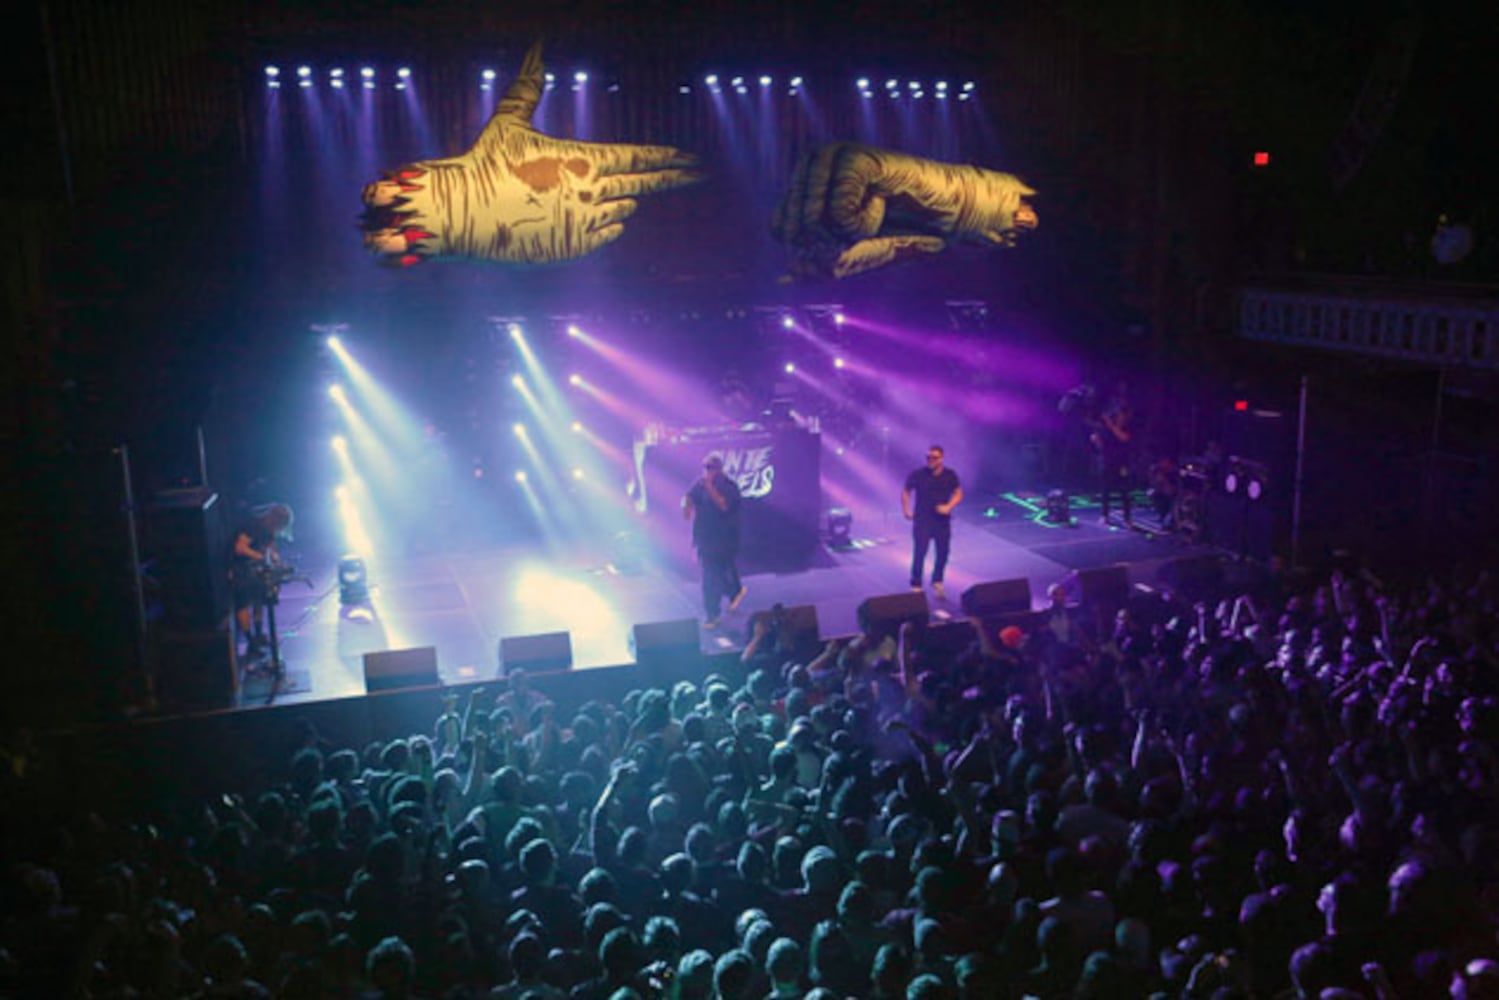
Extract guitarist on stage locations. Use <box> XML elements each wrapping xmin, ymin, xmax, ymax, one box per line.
<box><xmin>230</xmin><ymin>503</ymin><xmax>294</xmax><ymax>654</ymax></box>
<box><xmin>1091</xmin><ymin>382</ymin><xmax>1136</xmax><ymax>525</ymax></box>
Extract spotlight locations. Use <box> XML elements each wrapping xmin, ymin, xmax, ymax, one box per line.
<box><xmin>545</xmin><ymin>72</ymin><xmax>555</xmax><ymax>83</ymax></box>
<box><xmin>269</xmin><ymin>81</ymin><xmax>281</xmax><ymax>89</ymax></box>
<box><xmin>963</xmin><ymin>81</ymin><xmax>975</xmax><ymax>92</ymax></box>
<box><xmin>730</xmin><ymin>76</ymin><xmax>744</xmax><ymax>87</ymax></box>
<box><xmin>514</xmin><ymin>470</ymin><xmax>528</xmax><ymax>483</ymax></box>
<box><xmin>264</xmin><ymin>66</ymin><xmax>280</xmax><ymax>78</ymax></box>
<box><xmin>574</xmin><ymin>70</ymin><xmax>588</xmax><ymax>83</ymax></box>
<box><xmin>331</xmin><ymin>79</ymin><xmax>344</xmax><ymax>89</ymax></box>
<box><xmin>860</xmin><ymin>90</ymin><xmax>872</xmax><ymax>99</ymax></box>
<box><xmin>481</xmin><ymin>68</ymin><xmax>496</xmax><ymax>81</ymax></box>
<box><xmin>297</xmin><ymin>66</ymin><xmax>312</xmax><ymax>79</ymax></box>
<box><xmin>884</xmin><ymin>78</ymin><xmax>898</xmax><ymax>90</ymax></box>
<box><xmin>362</xmin><ymin>81</ymin><xmax>374</xmax><ymax>90</ymax></box>
<box><xmin>784</xmin><ymin>362</ymin><xmax>796</xmax><ymax>374</ymax></box>
<box><xmin>856</xmin><ymin>77</ymin><xmax>870</xmax><ymax>89</ymax></box>
<box><xmin>834</xmin><ymin>357</ymin><xmax>846</xmax><ymax>369</ymax></box>
<box><xmin>566</xmin><ymin>324</ymin><xmax>582</xmax><ymax>338</ymax></box>
<box><xmin>907</xmin><ymin>81</ymin><xmax>919</xmax><ymax>90</ymax></box>
<box><xmin>508</xmin><ymin>322</ymin><xmax>522</xmax><ymax>339</ymax></box>
<box><xmin>397</xmin><ymin>67</ymin><xmax>411</xmax><ymax>79</ymax></box>
<box><xmin>758</xmin><ymin>75</ymin><xmax>772</xmax><ymax>86</ymax></box>
<box><xmin>510</xmin><ymin>374</ymin><xmax>524</xmax><ymax>388</ymax></box>
<box><xmin>327</xmin><ymin>383</ymin><xmax>345</xmax><ymax>400</ymax></box>
<box><xmin>571</xmin><ymin>421</ymin><xmax>583</xmax><ymax>433</ymax></box>
<box><xmin>299</xmin><ymin>79</ymin><xmax>312</xmax><ymax>88</ymax></box>
<box><xmin>833</xmin><ymin>312</ymin><xmax>846</xmax><ymax>325</ymax></box>
<box><xmin>394</xmin><ymin>82</ymin><xmax>406</xmax><ymax>91</ymax></box>
<box><xmin>360</xmin><ymin>66</ymin><xmax>374</xmax><ymax>79</ymax></box>
<box><xmin>912</xmin><ymin>90</ymin><xmax>923</xmax><ymax>99</ymax></box>
<box><xmin>331</xmin><ymin>434</ymin><xmax>348</xmax><ymax>452</ymax></box>
<box><xmin>705</xmin><ymin>73</ymin><xmax>719</xmax><ymax>86</ymax></box>
<box><xmin>512</xmin><ymin>422</ymin><xmax>526</xmax><ymax>436</ymax></box>
<box><xmin>790</xmin><ymin>76</ymin><xmax>803</xmax><ymax>87</ymax></box>
<box><xmin>935</xmin><ymin>91</ymin><xmax>947</xmax><ymax>100</ymax></box>
<box><xmin>678</xmin><ymin>85</ymin><xmax>691</xmax><ymax>94</ymax></box>
<box><xmin>333</xmin><ymin>484</ymin><xmax>349</xmax><ymax>501</ymax></box>
<box><xmin>935</xmin><ymin>80</ymin><xmax>948</xmax><ymax>91</ymax></box>
<box><xmin>568</xmin><ymin>374</ymin><xmax>582</xmax><ymax>386</ymax></box>
<box><xmin>827</xmin><ymin>507</ymin><xmax>854</xmax><ymax>547</ymax></box>
<box><xmin>572</xmin><ymin>468</ymin><xmax>585</xmax><ymax>480</ymax></box>
<box><xmin>735</xmin><ymin>85</ymin><xmax>748</xmax><ymax>95</ymax></box>
<box><xmin>781</xmin><ymin>315</ymin><xmax>795</xmax><ymax>329</ymax></box>
<box><xmin>330</xmin><ymin>67</ymin><xmax>345</xmax><ymax>78</ymax></box>
<box><xmin>337</xmin><ymin>554</ymin><xmax>369</xmax><ymax>605</ymax></box>
<box><xmin>958</xmin><ymin>92</ymin><xmax>970</xmax><ymax>101</ymax></box>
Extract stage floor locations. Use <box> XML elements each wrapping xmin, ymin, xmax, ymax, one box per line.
<box><xmin>229</xmin><ymin>492</ymin><xmax>1218</xmax><ymax>709</ymax></box>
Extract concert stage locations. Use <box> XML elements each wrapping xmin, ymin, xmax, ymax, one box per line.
<box><xmin>217</xmin><ymin>491</ymin><xmax>1222</xmax><ymax>712</ymax></box>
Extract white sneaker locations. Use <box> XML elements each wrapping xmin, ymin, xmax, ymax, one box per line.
<box><xmin>933</xmin><ymin>582</ymin><xmax>946</xmax><ymax>600</ymax></box>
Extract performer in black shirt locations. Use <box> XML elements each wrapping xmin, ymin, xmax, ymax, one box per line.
<box><xmin>903</xmin><ymin>445</ymin><xmax>963</xmax><ymax>600</ymax></box>
<box><xmin>683</xmin><ymin>453</ymin><xmax>746</xmax><ymax>628</ymax></box>
<box><xmin>230</xmin><ymin>503</ymin><xmax>293</xmax><ymax>651</ymax></box>
<box><xmin>1092</xmin><ymin>382</ymin><xmax>1135</xmax><ymax>524</ymax></box>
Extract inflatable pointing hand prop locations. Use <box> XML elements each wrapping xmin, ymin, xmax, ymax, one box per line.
<box><xmin>772</xmin><ymin>142</ymin><xmax>1037</xmax><ymax>279</ymax></box>
<box><xmin>361</xmin><ymin>44</ymin><xmax>700</xmax><ymax>266</ymax></box>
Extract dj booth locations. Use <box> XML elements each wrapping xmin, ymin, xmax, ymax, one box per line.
<box><xmin>634</xmin><ymin>426</ymin><xmax>822</xmax><ymax>572</ymax></box>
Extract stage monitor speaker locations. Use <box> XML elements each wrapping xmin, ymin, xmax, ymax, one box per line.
<box><xmin>630</xmin><ymin>619</ymin><xmax>700</xmax><ymax>661</ymax></box>
<box><xmin>1156</xmin><ymin>554</ymin><xmax>1225</xmax><ymax>601</ymax></box>
<box><xmin>154</xmin><ymin>627</ymin><xmax>237</xmax><ymax>710</ymax></box>
<box><xmin>961</xmin><ymin>578</ymin><xmax>1033</xmax><ymax>618</ymax></box>
<box><xmin>746</xmin><ymin>604</ymin><xmax>820</xmax><ymax>653</ymax></box>
<box><xmin>498</xmin><ymin>631</ymin><xmax>573</xmax><ymax>675</ymax></box>
<box><xmin>1065</xmin><ymin>564</ymin><xmax>1131</xmax><ymax>615</ymax></box>
<box><xmin>857</xmin><ymin>591</ymin><xmax>930</xmax><ymax>640</ymax></box>
<box><xmin>145</xmin><ymin>488</ymin><xmax>230</xmax><ymax>629</ymax></box>
<box><xmin>363</xmin><ymin>646</ymin><xmax>440</xmax><ymax>693</ymax></box>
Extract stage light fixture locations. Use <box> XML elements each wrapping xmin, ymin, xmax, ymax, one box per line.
<box><xmin>790</xmin><ymin>76</ymin><xmax>803</xmax><ymax>87</ymax></box>
<box><xmin>963</xmin><ymin>81</ymin><xmax>975</xmax><ymax>92</ymax></box>
<box><xmin>481</xmin><ymin>83</ymin><xmax>492</xmax><ymax>92</ymax></box>
<box><xmin>362</xmin><ymin>81</ymin><xmax>374</xmax><ymax>90</ymax></box>
<box><xmin>958</xmin><ymin>92</ymin><xmax>970</xmax><ymax>101</ymax></box>
<box><xmin>397</xmin><ymin>67</ymin><xmax>411</xmax><ymax>79</ymax></box>
<box><xmin>544</xmin><ymin>72</ymin><xmax>555</xmax><ymax>83</ymax></box>
<box><xmin>394</xmin><ymin>82</ymin><xmax>406</xmax><ymax>91</ymax></box>
<box><xmin>935</xmin><ymin>80</ymin><xmax>948</xmax><ymax>91</ymax></box>
<box><xmin>482</xmin><ymin>68</ymin><xmax>496</xmax><ymax>81</ymax></box>
<box><xmin>759</xmin><ymin>75</ymin><xmax>772</xmax><ymax>86</ymax></box>
<box><xmin>327</xmin><ymin>383</ymin><xmax>345</xmax><ymax>400</ymax></box>
<box><xmin>269</xmin><ymin>81</ymin><xmax>281</xmax><ymax>89</ymax></box>
<box><xmin>834</xmin><ymin>357</ymin><xmax>846</xmax><ymax>369</ymax></box>
<box><xmin>361</xmin><ymin>67</ymin><xmax>374</xmax><ymax>79</ymax></box>
<box><xmin>730</xmin><ymin>76</ymin><xmax>744</xmax><ymax>87</ymax></box>
<box><xmin>330</xmin><ymin>67</ymin><xmax>345</xmax><ymax>78</ymax></box>
<box><xmin>572</xmin><ymin>468</ymin><xmax>585</xmax><ymax>480</ymax></box>
<box><xmin>566</xmin><ymin>324</ymin><xmax>582</xmax><ymax>338</ymax></box>
<box><xmin>935</xmin><ymin>91</ymin><xmax>947</xmax><ymax>99</ymax></box>
<box><xmin>514</xmin><ymin>470</ymin><xmax>527</xmax><ymax>483</ymax></box>
<box><xmin>833</xmin><ymin>312</ymin><xmax>846</xmax><ymax>325</ymax></box>
<box><xmin>735</xmin><ymin>85</ymin><xmax>748</xmax><ymax>95</ymax></box>
<box><xmin>705</xmin><ymin>73</ymin><xmax>719</xmax><ymax>86</ymax></box>
<box><xmin>678</xmin><ymin>85</ymin><xmax>691</xmax><ymax>94</ymax></box>
<box><xmin>781</xmin><ymin>315</ymin><xmax>795</xmax><ymax>329</ymax></box>
<box><xmin>1045</xmin><ymin>489</ymin><xmax>1072</xmax><ymax>524</ymax></box>
<box><xmin>297</xmin><ymin>66</ymin><xmax>312</xmax><ymax>78</ymax></box>
<box><xmin>331</xmin><ymin>79</ymin><xmax>344</xmax><ymax>89</ymax></box>
<box><xmin>572</xmin><ymin>70</ymin><xmax>588</xmax><ymax>83</ymax></box>
<box><xmin>827</xmin><ymin>507</ymin><xmax>853</xmax><ymax>547</ymax></box>
<box><xmin>508</xmin><ymin>322</ymin><xmax>523</xmax><ymax>339</ymax></box>
<box><xmin>265</xmin><ymin>66</ymin><xmax>280</xmax><ymax>78</ymax></box>
<box><xmin>333</xmin><ymin>484</ymin><xmax>349</xmax><ymax>501</ymax></box>
<box><xmin>513</xmin><ymin>422</ymin><xmax>526</xmax><ymax>436</ymax></box>
<box><xmin>510</xmin><ymin>374</ymin><xmax>524</xmax><ymax>388</ymax></box>
<box><xmin>860</xmin><ymin>90</ymin><xmax>872</xmax><ymax>99</ymax></box>
<box><xmin>885</xmin><ymin>78</ymin><xmax>898</xmax><ymax>89</ymax></box>
<box><xmin>338</xmin><ymin>554</ymin><xmax>369</xmax><ymax>605</ymax></box>
<box><xmin>907</xmin><ymin>81</ymin><xmax>919</xmax><ymax>90</ymax></box>
<box><xmin>331</xmin><ymin>435</ymin><xmax>348</xmax><ymax>452</ymax></box>
<box><xmin>568</xmin><ymin>373</ymin><xmax>582</xmax><ymax>386</ymax></box>
<box><xmin>913</xmin><ymin>90</ymin><xmax>923</xmax><ymax>99</ymax></box>
<box><xmin>784</xmin><ymin>362</ymin><xmax>796</xmax><ymax>374</ymax></box>
<box><xmin>571</xmin><ymin>421</ymin><xmax>583</xmax><ymax>433</ymax></box>
<box><xmin>856</xmin><ymin>77</ymin><xmax>870</xmax><ymax>89</ymax></box>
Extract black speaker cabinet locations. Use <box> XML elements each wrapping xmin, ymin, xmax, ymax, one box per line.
<box><xmin>1064</xmin><ymin>564</ymin><xmax>1131</xmax><ymax>615</ymax></box>
<box><xmin>498</xmin><ymin>631</ymin><xmax>573</xmax><ymax>675</ymax></box>
<box><xmin>629</xmin><ymin>619</ymin><xmax>700</xmax><ymax>661</ymax></box>
<box><xmin>857</xmin><ymin>591</ymin><xmax>930</xmax><ymax>640</ymax></box>
<box><xmin>363</xmin><ymin>646</ymin><xmax>440</xmax><ymax>692</ymax></box>
<box><xmin>745</xmin><ymin>604</ymin><xmax>820</xmax><ymax>653</ymax></box>
<box><xmin>154</xmin><ymin>627</ymin><xmax>237</xmax><ymax>710</ymax></box>
<box><xmin>960</xmin><ymin>578</ymin><xmax>1034</xmax><ymax>618</ymax></box>
<box><xmin>145</xmin><ymin>488</ymin><xmax>230</xmax><ymax>629</ymax></box>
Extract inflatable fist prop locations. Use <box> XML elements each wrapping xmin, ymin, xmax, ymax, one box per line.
<box><xmin>361</xmin><ymin>44</ymin><xmax>700</xmax><ymax>266</ymax></box>
<box><xmin>772</xmin><ymin>142</ymin><xmax>1038</xmax><ymax>279</ymax></box>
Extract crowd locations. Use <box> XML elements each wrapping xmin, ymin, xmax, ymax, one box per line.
<box><xmin>3</xmin><ymin>560</ymin><xmax>1499</xmax><ymax>999</ymax></box>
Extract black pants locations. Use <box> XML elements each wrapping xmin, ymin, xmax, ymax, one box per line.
<box><xmin>1100</xmin><ymin>459</ymin><xmax>1134</xmax><ymax>521</ymax></box>
<box><xmin>699</xmin><ymin>549</ymin><xmax>742</xmax><ymax>619</ymax></box>
<box><xmin>910</xmin><ymin>518</ymin><xmax>951</xmax><ymax>587</ymax></box>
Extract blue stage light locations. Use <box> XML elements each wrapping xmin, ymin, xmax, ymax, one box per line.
<box><xmin>513</xmin><ymin>423</ymin><xmax>526</xmax><ymax>437</ymax></box>
<box><xmin>328</xmin><ymin>383</ymin><xmax>345</xmax><ymax>400</ymax></box>
<box><xmin>568</xmin><ymin>374</ymin><xmax>582</xmax><ymax>386</ymax></box>
<box><xmin>833</xmin><ymin>312</ymin><xmax>846</xmax><ymax>325</ymax></box>
<box><xmin>705</xmin><ymin>73</ymin><xmax>718</xmax><ymax>86</ymax></box>
<box><xmin>363</xmin><ymin>81</ymin><xmax>374</xmax><ymax>90</ymax></box>
<box><xmin>730</xmin><ymin>76</ymin><xmax>744</xmax><ymax>87</ymax></box>
<box><xmin>268</xmin><ymin>81</ymin><xmax>281</xmax><ymax>89</ymax></box>
<box><xmin>790</xmin><ymin>76</ymin><xmax>803</xmax><ymax>87</ymax></box>
<box><xmin>572</xmin><ymin>468</ymin><xmax>585</xmax><ymax>480</ymax></box>
<box><xmin>678</xmin><ymin>85</ymin><xmax>691</xmax><ymax>94</ymax></box>
<box><xmin>912</xmin><ymin>90</ymin><xmax>923</xmax><ymax>99</ymax></box>
<box><xmin>481</xmin><ymin>68</ymin><xmax>496</xmax><ymax>81</ymax></box>
<box><xmin>514</xmin><ymin>470</ymin><xmax>528</xmax><ymax>483</ymax></box>
<box><xmin>574</xmin><ymin>70</ymin><xmax>588</xmax><ymax>83</ymax></box>
<box><xmin>394</xmin><ymin>82</ymin><xmax>406</xmax><ymax>90</ymax></box>
<box><xmin>331</xmin><ymin>435</ymin><xmax>348</xmax><ymax>452</ymax></box>
<box><xmin>935</xmin><ymin>80</ymin><xmax>948</xmax><ymax>91</ymax></box>
<box><xmin>361</xmin><ymin>67</ymin><xmax>374</xmax><ymax>79</ymax></box>
<box><xmin>784</xmin><ymin>362</ymin><xmax>796</xmax><ymax>374</ymax></box>
<box><xmin>963</xmin><ymin>81</ymin><xmax>975</xmax><ymax>92</ymax></box>
<box><xmin>834</xmin><ymin>357</ymin><xmax>846</xmax><ymax>369</ymax></box>
<box><xmin>298</xmin><ymin>79</ymin><xmax>312</xmax><ymax>88</ymax></box>
<box><xmin>571</xmin><ymin>421</ymin><xmax>583</xmax><ymax>433</ymax></box>
<box><xmin>759</xmin><ymin>75</ymin><xmax>772</xmax><ymax>86</ymax></box>
<box><xmin>508</xmin><ymin>322</ymin><xmax>523</xmax><ymax>339</ymax></box>
<box><xmin>297</xmin><ymin>66</ymin><xmax>312</xmax><ymax>78</ymax></box>
<box><xmin>781</xmin><ymin>315</ymin><xmax>795</xmax><ymax>329</ymax></box>
<box><xmin>331</xmin><ymin>79</ymin><xmax>344</xmax><ymax>89</ymax></box>
<box><xmin>511</xmin><ymin>373</ymin><xmax>524</xmax><ymax>388</ymax></box>
<box><xmin>397</xmin><ymin>67</ymin><xmax>411</xmax><ymax>79</ymax></box>
<box><xmin>545</xmin><ymin>72</ymin><xmax>555</xmax><ymax>83</ymax></box>
<box><xmin>330</xmin><ymin>68</ymin><xmax>345</xmax><ymax>78</ymax></box>
<box><xmin>856</xmin><ymin>77</ymin><xmax>869</xmax><ymax>89</ymax></box>
<box><xmin>907</xmin><ymin>81</ymin><xmax>919</xmax><ymax>90</ymax></box>
<box><xmin>884</xmin><ymin>78</ymin><xmax>898</xmax><ymax>90</ymax></box>
<box><xmin>264</xmin><ymin>66</ymin><xmax>280</xmax><ymax>78</ymax></box>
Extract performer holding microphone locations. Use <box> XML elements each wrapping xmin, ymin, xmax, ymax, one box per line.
<box><xmin>683</xmin><ymin>453</ymin><xmax>746</xmax><ymax>629</ymax></box>
<box><xmin>903</xmin><ymin>445</ymin><xmax>962</xmax><ymax>600</ymax></box>
<box><xmin>230</xmin><ymin>503</ymin><xmax>294</xmax><ymax>654</ymax></box>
